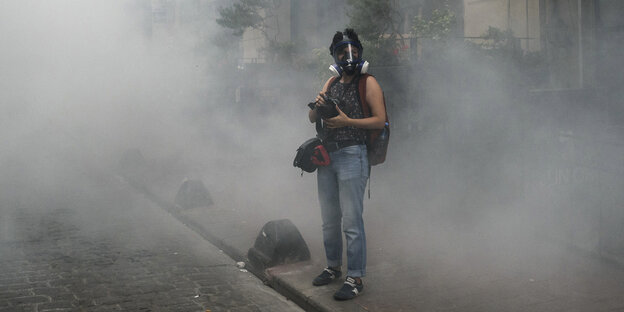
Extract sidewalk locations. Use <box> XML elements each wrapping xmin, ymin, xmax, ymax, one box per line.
<box><xmin>124</xmin><ymin>155</ymin><xmax>624</xmax><ymax>312</ymax></box>
<box><xmin>0</xmin><ymin>159</ymin><xmax>304</xmax><ymax>312</ymax></box>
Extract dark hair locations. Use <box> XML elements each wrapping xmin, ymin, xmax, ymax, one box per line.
<box><xmin>329</xmin><ymin>28</ymin><xmax>361</xmax><ymax>55</ymax></box>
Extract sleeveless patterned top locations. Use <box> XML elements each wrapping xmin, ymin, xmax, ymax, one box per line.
<box><xmin>321</xmin><ymin>77</ymin><xmax>367</xmax><ymax>143</ymax></box>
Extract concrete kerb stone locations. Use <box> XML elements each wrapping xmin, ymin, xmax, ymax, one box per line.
<box><xmin>268</xmin><ymin>274</ymin><xmax>334</xmax><ymax>312</ymax></box>
<box><xmin>168</xmin><ymin>210</ymin><xmax>325</xmax><ymax>310</ymax></box>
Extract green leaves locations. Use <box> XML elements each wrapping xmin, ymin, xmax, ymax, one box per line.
<box><xmin>217</xmin><ymin>1</ymin><xmax>263</xmax><ymax>36</ymax></box>
<box><xmin>412</xmin><ymin>6</ymin><xmax>457</xmax><ymax>41</ymax></box>
<box><xmin>345</xmin><ymin>0</ymin><xmax>406</xmax><ymax>66</ymax></box>
<box><xmin>346</xmin><ymin>0</ymin><xmax>396</xmax><ymax>41</ymax></box>
<box><xmin>216</xmin><ymin>0</ymin><xmax>281</xmax><ymax>37</ymax></box>
<box><xmin>217</xmin><ymin>0</ymin><xmax>296</xmax><ymax>65</ymax></box>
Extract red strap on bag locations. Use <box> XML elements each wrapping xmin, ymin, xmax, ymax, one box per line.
<box><xmin>311</xmin><ymin>145</ymin><xmax>330</xmax><ymax>166</ymax></box>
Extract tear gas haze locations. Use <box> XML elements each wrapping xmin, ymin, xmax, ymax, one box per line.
<box><xmin>1</xmin><ymin>1</ymin><xmax>624</xmax><ymax>307</ymax></box>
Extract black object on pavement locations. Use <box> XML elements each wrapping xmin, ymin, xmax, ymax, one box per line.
<box><xmin>248</xmin><ymin>219</ymin><xmax>310</xmax><ymax>271</ymax></box>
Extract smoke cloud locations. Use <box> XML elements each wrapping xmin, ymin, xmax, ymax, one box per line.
<box><xmin>2</xmin><ymin>2</ymin><xmax>623</xmax><ymax>301</ymax></box>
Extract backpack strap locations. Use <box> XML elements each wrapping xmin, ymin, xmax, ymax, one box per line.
<box><xmin>315</xmin><ymin>114</ymin><xmax>324</xmax><ymax>139</ymax></box>
<box><xmin>357</xmin><ymin>74</ymin><xmax>390</xmax><ymax>198</ymax></box>
<box><xmin>358</xmin><ymin>73</ymin><xmax>388</xmax><ymax>122</ymax></box>
<box><xmin>358</xmin><ymin>74</ymin><xmax>389</xmax><ymax>144</ymax></box>
<box><xmin>358</xmin><ymin>74</ymin><xmax>371</xmax><ymax>118</ymax></box>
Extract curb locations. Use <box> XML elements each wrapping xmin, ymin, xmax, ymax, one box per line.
<box><xmin>268</xmin><ymin>274</ymin><xmax>335</xmax><ymax>312</ymax></box>
<box><xmin>122</xmin><ymin>177</ymin><xmax>322</xmax><ymax>312</ymax></box>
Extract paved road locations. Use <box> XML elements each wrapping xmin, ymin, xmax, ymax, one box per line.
<box><xmin>0</xmin><ymin>172</ymin><xmax>303</xmax><ymax>312</ymax></box>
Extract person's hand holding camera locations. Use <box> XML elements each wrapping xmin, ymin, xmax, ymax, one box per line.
<box><xmin>309</xmin><ymin>93</ymin><xmax>345</xmax><ymax>124</ymax></box>
<box><xmin>314</xmin><ymin>93</ymin><xmax>326</xmax><ymax>110</ymax></box>
<box><xmin>309</xmin><ymin>93</ymin><xmax>349</xmax><ymax>128</ymax></box>
<box><xmin>308</xmin><ymin>92</ymin><xmax>326</xmax><ymax>121</ymax></box>
<box><xmin>323</xmin><ymin>106</ymin><xmax>351</xmax><ymax>128</ymax></box>
<box><xmin>317</xmin><ymin>94</ymin><xmax>340</xmax><ymax>118</ymax></box>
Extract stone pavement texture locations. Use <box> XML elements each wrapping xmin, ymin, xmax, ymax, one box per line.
<box><xmin>0</xmin><ymin>170</ymin><xmax>303</xmax><ymax>312</ymax></box>
<box><xmin>134</xmin><ymin>154</ymin><xmax>624</xmax><ymax>312</ymax></box>
<box><xmin>6</xmin><ymin>132</ymin><xmax>624</xmax><ymax>312</ymax></box>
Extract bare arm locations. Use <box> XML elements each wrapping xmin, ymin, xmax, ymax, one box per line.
<box><xmin>324</xmin><ymin>76</ymin><xmax>386</xmax><ymax>130</ymax></box>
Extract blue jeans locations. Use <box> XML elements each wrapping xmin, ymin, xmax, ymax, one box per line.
<box><xmin>317</xmin><ymin>144</ymin><xmax>369</xmax><ymax>278</ymax></box>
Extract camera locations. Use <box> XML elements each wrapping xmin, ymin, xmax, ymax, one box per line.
<box><xmin>308</xmin><ymin>94</ymin><xmax>340</xmax><ymax>119</ymax></box>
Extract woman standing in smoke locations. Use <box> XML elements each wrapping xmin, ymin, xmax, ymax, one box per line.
<box><xmin>308</xmin><ymin>29</ymin><xmax>386</xmax><ymax>300</ymax></box>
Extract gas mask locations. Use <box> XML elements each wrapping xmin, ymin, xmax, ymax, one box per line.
<box><xmin>329</xmin><ymin>39</ymin><xmax>369</xmax><ymax>77</ymax></box>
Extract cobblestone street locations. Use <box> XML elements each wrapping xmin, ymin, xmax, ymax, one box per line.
<box><xmin>0</xmin><ymin>173</ymin><xmax>302</xmax><ymax>312</ymax></box>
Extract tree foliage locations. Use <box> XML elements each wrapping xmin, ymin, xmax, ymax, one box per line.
<box><xmin>216</xmin><ymin>0</ymin><xmax>267</xmax><ymax>37</ymax></box>
<box><xmin>345</xmin><ymin>0</ymin><xmax>407</xmax><ymax>66</ymax></box>
<box><xmin>412</xmin><ymin>5</ymin><xmax>457</xmax><ymax>41</ymax></box>
<box><xmin>216</xmin><ymin>0</ymin><xmax>286</xmax><ymax>45</ymax></box>
<box><xmin>217</xmin><ymin>0</ymin><xmax>296</xmax><ymax>64</ymax></box>
<box><xmin>346</xmin><ymin>0</ymin><xmax>404</xmax><ymax>41</ymax></box>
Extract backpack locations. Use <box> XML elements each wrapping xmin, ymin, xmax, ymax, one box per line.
<box><xmin>328</xmin><ymin>74</ymin><xmax>390</xmax><ymax>165</ymax></box>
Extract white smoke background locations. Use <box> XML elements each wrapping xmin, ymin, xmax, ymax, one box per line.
<box><xmin>363</xmin><ymin>44</ymin><xmax>538</xmax><ymax>279</ymax></box>
<box><xmin>0</xmin><ymin>0</ymin><xmax>318</xmax><ymax>245</ymax></box>
<box><xmin>368</xmin><ymin>35</ymin><xmax>624</xmax><ymax>292</ymax></box>
<box><xmin>0</xmin><ymin>1</ymin><xmax>210</xmax><ymax>238</ymax></box>
<box><xmin>2</xmin><ymin>1</ymin><xmax>623</xmax><ymax>293</ymax></box>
